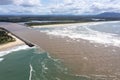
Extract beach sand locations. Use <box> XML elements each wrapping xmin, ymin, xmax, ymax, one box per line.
<box><xmin>0</xmin><ymin>34</ymin><xmax>25</xmax><ymax>51</ymax></box>
<box><xmin>31</xmin><ymin>21</ymin><xmax>119</xmax><ymax>28</ymax></box>
<box><xmin>32</xmin><ymin>22</ymin><xmax>100</xmax><ymax>28</ymax></box>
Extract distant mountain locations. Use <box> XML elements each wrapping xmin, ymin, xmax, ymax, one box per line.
<box><xmin>97</xmin><ymin>12</ymin><xmax>120</xmax><ymax>18</ymax></box>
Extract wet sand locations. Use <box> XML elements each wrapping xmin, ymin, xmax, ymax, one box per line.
<box><xmin>1</xmin><ymin>22</ymin><xmax>120</xmax><ymax>79</ymax></box>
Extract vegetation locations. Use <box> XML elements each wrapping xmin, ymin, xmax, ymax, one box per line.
<box><xmin>25</xmin><ymin>20</ymin><xmax>99</xmax><ymax>26</ymax></box>
<box><xmin>0</xmin><ymin>14</ymin><xmax>120</xmax><ymax>23</ymax></box>
<box><xmin>0</xmin><ymin>29</ymin><xmax>15</xmax><ymax>44</ymax></box>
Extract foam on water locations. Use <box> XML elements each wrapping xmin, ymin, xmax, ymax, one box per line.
<box><xmin>29</xmin><ymin>51</ymin><xmax>91</xmax><ymax>80</ymax></box>
<box><xmin>38</xmin><ymin>22</ymin><xmax>120</xmax><ymax>47</ymax></box>
<box><xmin>29</xmin><ymin>64</ymin><xmax>34</xmax><ymax>80</ymax></box>
<box><xmin>0</xmin><ymin>45</ymin><xmax>116</xmax><ymax>80</ymax></box>
<box><xmin>0</xmin><ymin>58</ymin><xmax>4</xmax><ymax>62</ymax></box>
<box><xmin>0</xmin><ymin>45</ymin><xmax>30</xmax><ymax>57</ymax></box>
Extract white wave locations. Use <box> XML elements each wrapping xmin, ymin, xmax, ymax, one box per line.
<box><xmin>29</xmin><ymin>64</ymin><xmax>33</xmax><ymax>80</ymax></box>
<box><xmin>42</xmin><ymin>63</ymin><xmax>48</xmax><ymax>70</ymax></box>
<box><xmin>56</xmin><ymin>77</ymin><xmax>61</xmax><ymax>80</ymax></box>
<box><xmin>40</xmin><ymin>23</ymin><xmax>120</xmax><ymax>47</ymax></box>
<box><xmin>75</xmin><ymin>74</ymin><xmax>91</xmax><ymax>79</ymax></box>
<box><xmin>0</xmin><ymin>58</ymin><xmax>4</xmax><ymax>62</ymax></box>
<box><xmin>0</xmin><ymin>45</ymin><xmax>30</xmax><ymax>57</ymax></box>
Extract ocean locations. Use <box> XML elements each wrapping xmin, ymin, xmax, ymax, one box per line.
<box><xmin>36</xmin><ymin>21</ymin><xmax>120</xmax><ymax>47</ymax></box>
<box><xmin>1</xmin><ymin>21</ymin><xmax>120</xmax><ymax>80</ymax></box>
<box><xmin>0</xmin><ymin>46</ymin><xmax>90</xmax><ymax>80</ymax></box>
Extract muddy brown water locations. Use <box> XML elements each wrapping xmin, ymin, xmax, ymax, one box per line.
<box><xmin>1</xmin><ymin>22</ymin><xmax>120</xmax><ymax>79</ymax></box>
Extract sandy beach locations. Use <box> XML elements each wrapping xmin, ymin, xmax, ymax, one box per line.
<box><xmin>0</xmin><ymin>34</ymin><xmax>25</xmax><ymax>51</ymax></box>
<box><xmin>32</xmin><ymin>22</ymin><xmax>100</xmax><ymax>28</ymax></box>
<box><xmin>31</xmin><ymin>21</ymin><xmax>120</xmax><ymax>28</ymax></box>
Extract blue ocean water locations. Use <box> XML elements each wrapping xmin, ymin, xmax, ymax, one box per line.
<box><xmin>0</xmin><ymin>47</ymin><xmax>91</xmax><ymax>80</ymax></box>
<box><xmin>89</xmin><ymin>22</ymin><xmax>120</xmax><ymax>36</ymax></box>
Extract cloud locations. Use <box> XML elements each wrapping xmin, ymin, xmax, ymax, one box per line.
<box><xmin>48</xmin><ymin>0</ymin><xmax>120</xmax><ymax>15</ymax></box>
<box><xmin>0</xmin><ymin>0</ymin><xmax>41</xmax><ymax>6</ymax></box>
<box><xmin>19</xmin><ymin>0</ymin><xmax>41</xmax><ymax>7</ymax></box>
<box><xmin>91</xmin><ymin>1</ymin><xmax>120</xmax><ymax>13</ymax></box>
<box><xmin>0</xmin><ymin>0</ymin><xmax>13</xmax><ymax>5</ymax></box>
<box><xmin>0</xmin><ymin>0</ymin><xmax>120</xmax><ymax>15</ymax></box>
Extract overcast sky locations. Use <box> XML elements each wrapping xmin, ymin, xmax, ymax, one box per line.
<box><xmin>0</xmin><ymin>0</ymin><xmax>119</xmax><ymax>15</ymax></box>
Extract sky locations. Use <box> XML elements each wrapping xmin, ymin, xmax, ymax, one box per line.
<box><xmin>0</xmin><ymin>0</ymin><xmax>120</xmax><ymax>15</ymax></box>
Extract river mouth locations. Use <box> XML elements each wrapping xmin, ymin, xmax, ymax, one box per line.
<box><xmin>31</xmin><ymin>21</ymin><xmax>120</xmax><ymax>79</ymax></box>
<box><xmin>0</xmin><ymin>21</ymin><xmax>120</xmax><ymax>80</ymax></box>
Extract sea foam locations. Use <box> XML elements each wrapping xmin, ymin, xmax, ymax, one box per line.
<box><xmin>39</xmin><ymin>22</ymin><xmax>120</xmax><ymax>47</ymax></box>
<box><xmin>0</xmin><ymin>45</ymin><xmax>30</xmax><ymax>57</ymax></box>
<box><xmin>0</xmin><ymin>58</ymin><xmax>4</xmax><ymax>62</ymax></box>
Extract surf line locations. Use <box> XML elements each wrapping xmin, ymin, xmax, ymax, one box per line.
<box><xmin>29</xmin><ymin>64</ymin><xmax>34</xmax><ymax>80</ymax></box>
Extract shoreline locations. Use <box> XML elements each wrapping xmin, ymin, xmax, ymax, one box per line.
<box><xmin>0</xmin><ymin>22</ymin><xmax>120</xmax><ymax>79</ymax></box>
<box><xmin>0</xmin><ymin>34</ymin><xmax>25</xmax><ymax>52</ymax></box>
<box><xmin>31</xmin><ymin>21</ymin><xmax>120</xmax><ymax>28</ymax></box>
